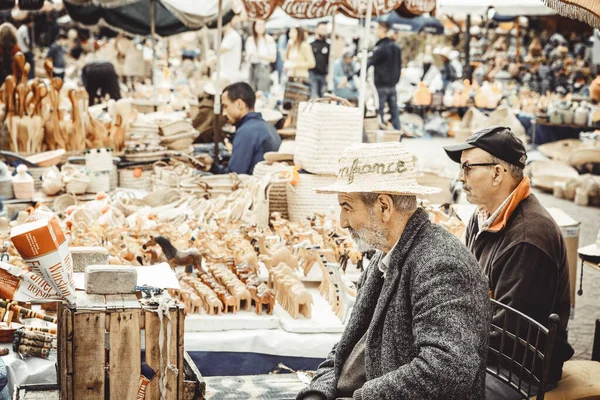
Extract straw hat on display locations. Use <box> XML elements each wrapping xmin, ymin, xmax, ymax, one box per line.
<box><xmin>316</xmin><ymin>142</ymin><xmax>442</xmax><ymax>196</ymax></box>
<box><xmin>204</xmin><ymin>73</ymin><xmax>231</xmax><ymax>97</ymax></box>
<box><xmin>433</xmin><ymin>46</ymin><xmax>453</xmax><ymax>68</ymax></box>
<box><xmin>569</xmin><ymin>148</ymin><xmax>600</xmax><ymax>168</ymax></box>
<box><xmin>538</xmin><ymin>139</ymin><xmax>585</xmax><ymax>163</ymax></box>
<box><xmin>579</xmin><ymin>230</ymin><xmax>600</xmax><ymax>259</ymax></box>
<box><xmin>526</xmin><ymin>160</ymin><xmax>580</xmax><ymax>192</ymax></box>
<box><xmin>264</xmin><ymin>140</ymin><xmax>295</xmax><ymax>164</ymax></box>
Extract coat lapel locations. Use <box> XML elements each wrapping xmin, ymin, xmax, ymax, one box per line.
<box><xmin>335</xmin><ymin>252</ymin><xmax>385</xmax><ymax>377</ymax></box>
<box><xmin>365</xmin><ymin>209</ymin><xmax>430</xmax><ymax>374</ymax></box>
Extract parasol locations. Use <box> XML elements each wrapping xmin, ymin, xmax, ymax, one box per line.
<box><xmin>541</xmin><ymin>0</ymin><xmax>600</xmax><ymax>29</ymax></box>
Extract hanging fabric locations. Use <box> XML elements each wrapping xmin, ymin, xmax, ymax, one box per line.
<box><xmin>542</xmin><ymin>0</ymin><xmax>600</xmax><ymax>29</ymax></box>
<box><xmin>17</xmin><ymin>0</ymin><xmax>44</xmax><ymax>10</ymax></box>
<box><xmin>0</xmin><ymin>0</ymin><xmax>15</xmax><ymax>11</ymax></box>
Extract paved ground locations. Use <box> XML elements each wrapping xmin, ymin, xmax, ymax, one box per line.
<box><xmin>404</xmin><ymin>136</ymin><xmax>600</xmax><ymax>361</ymax></box>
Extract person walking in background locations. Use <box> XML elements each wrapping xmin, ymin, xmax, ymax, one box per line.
<box><xmin>332</xmin><ymin>47</ymin><xmax>359</xmax><ymax>102</ymax></box>
<box><xmin>285</xmin><ymin>27</ymin><xmax>315</xmax><ymax>84</ymax></box>
<box><xmin>246</xmin><ymin>20</ymin><xmax>276</xmax><ymax>94</ymax></box>
<box><xmin>0</xmin><ymin>23</ymin><xmax>19</xmax><ymax>83</ymax></box>
<box><xmin>219</xmin><ymin>22</ymin><xmax>242</xmax><ymax>82</ymax></box>
<box><xmin>276</xmin><ymin>29</ymin><xmax>289</xmax><ymax>84</ymax></box>
<box><xmin>309</xmin><ymin>21</ymin><xmax>330</xmax><ymax>98</ymax></box>
<box><xmin>16</xmin><ymin>17</ymin><xmax>34</xmax><ymax>79</ymax></box>
<box><xmin>47</xmin><ymin>33</ymin><xmax>68</xmax><ymax>80</ymax></box>
<box><xmin>367</xmin><ymin>22</ymin><xmax>401</xmax><ymax>130</ymax></box>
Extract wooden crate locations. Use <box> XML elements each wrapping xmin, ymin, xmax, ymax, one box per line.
<box><xmin>57</xmin><ymin>292</ymin><xmax>190</xmax><ymax>400</ymax></box>
<box><xmin>16</xmin><ymin>354</ymin><xmax>205</xmax><ymax>400</ymax></box>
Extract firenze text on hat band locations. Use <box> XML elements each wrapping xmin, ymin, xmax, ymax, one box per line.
<box><xmin>338</xmin><ymin>159</ymin><xmax>408</xmax><ymax>184</ymax></box>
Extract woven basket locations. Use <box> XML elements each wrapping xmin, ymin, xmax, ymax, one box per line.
<box><xmin>85</xmin><ymin>148</ymin><xmax>114</xmax><ymax>172</ymax></box>
<box><xmin>286</xmin><ymin>173</ymin><xmax>340</xmax><ymax>222</ymax></box>
<box><xmin>119</xmin><ymin>167</ymin><xmax>153</xmax><ymax>191</ymax></box>
<box><xmin>253</xmin><ymin>161</ymin><xmax>292</xmax><ymax>219</ymax></box>
<box><xmin>294</xmin><ymin>98</ymin><xmax>362</xmax><ymax>175</ymax></box>
<box><xmin>65</xmin><ymin>178</ymin><xmax>88</xmax><ymax>195</ymax></box>
<box><xmin>0</xmin><ymin>179</ymin><xmax>13</xmax><ymax>199</ymax></box>
<box><xmin>87</xmin><ymin>171</ymin><xmax>111</xmax><ymax>193</ymax></box>
<box><xmin>283</xmin><ymin>81</ymin><xmax>311</xmax><ymax>128</ymax></box>
<box><xmin>110</xmin><ymin>165</ymin><xmax>118</xmax><ymax>190</ymax></box>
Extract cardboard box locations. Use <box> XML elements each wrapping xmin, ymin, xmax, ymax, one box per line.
<box><xmin>547</xmin><ymin>208</ymin><xmax>580</xmax><ymax>317</ymax></box>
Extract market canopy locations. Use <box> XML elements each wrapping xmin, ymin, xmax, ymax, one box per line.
<box><xmin>374</xmin><ymin>10</ymin><xmax>444</xmax><ymax>34</ymax></box>
<box><xmin>63</xmin><ymin>0</ymin><xmax>235</xmax><ymax>36</ymax></box>
<box><xmin>541</xmin><ymin>0</ymin><xmax>600</xmax><ymax>29</ymax></box>
<box><xmin>436</xmin><ymin>0</ymin><xmax>555</xmax><ymax>16</ymax></box>
<box><xmin>241</xmin><ymin>0</ymin><xmax>423</xmax><ymax>20</ymax></box>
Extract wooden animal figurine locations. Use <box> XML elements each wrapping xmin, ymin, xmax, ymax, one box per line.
<box><xmin>324</xmin><ymin>258</ymin><xmax>357</xmax><ymax>323</ymax></box>
<box><xmin>253</xmin><ymin>233</ymin><xmax>299</xmax><ymax>271</ymax></box>
<box><xmin>143</xmin><ymin>236</ymin><xmax>204</xmax><ymax>272</ymax></box>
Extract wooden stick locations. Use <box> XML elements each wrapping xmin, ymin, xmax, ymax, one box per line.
<box><xmin>0</xmin><ymin>301</ymin><xmax>58</xmax><ymax>324</ymax></box>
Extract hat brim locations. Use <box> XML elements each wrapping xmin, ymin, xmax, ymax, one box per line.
<box><xmin>443</xmin><ymin>142</ymin><xmax>477</xmax><ymax>164</ymax></box>
<box><xmin>578</xmin><ymin>244</ymin><xmax>600</xmax><ymax>257</ymax></box>
<box><xmin>315</xmin><ymin>182</ymin><xmax>443</xmax><ymax>196</ymax></box>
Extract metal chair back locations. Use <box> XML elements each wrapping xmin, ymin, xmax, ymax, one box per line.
<box><xmin>487</xmin><ymin>299</ymin><xmax>560</xmax><ymax>400</ymax></box>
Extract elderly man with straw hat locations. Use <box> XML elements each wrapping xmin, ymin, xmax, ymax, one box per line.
<box><xmin>444</xmin><ymin>127</ymin><xmax>574</xmax><ymax>398</ymax></box>
<box><xmin>297</xmin><ymin>142</ymin><xmax>490</xmax><ymax>400</ymax></box>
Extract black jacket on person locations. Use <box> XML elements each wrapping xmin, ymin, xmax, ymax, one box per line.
<box><xmin>367</xmin><ymin>37</ymin><xmax>401</xmax><ymax>88</ymax></box>
<box><xmin>465</xmin><ymin>191</ymin><xmax>574</xmax><ymax>385</ymax></box>
<box><xmin>310</xmin><ymin>38</ymin><xmax>330</xmax><ymax>76</ymax></box>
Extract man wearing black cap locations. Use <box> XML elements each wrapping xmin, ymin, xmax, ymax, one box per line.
<box><xmin>444</xmin><ymin>127</ymin><xmax>574</xmax><ymax>399</ymax></box>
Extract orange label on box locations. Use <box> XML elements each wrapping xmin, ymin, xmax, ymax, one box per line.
<box><xmin>11</xmin><ymin>219</ymin><xmax>76</xmax><ymax>304</ymax></box>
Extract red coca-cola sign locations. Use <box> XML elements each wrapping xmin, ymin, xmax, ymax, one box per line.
<box><xmin>241</xmin><ymin>0</ymin><xmax>279</xmax><ymax>19</ymax></box>
<box><xmin>280</xmin><ymin>0</ymin><xmax>343</xmax><ymax>18</ymax></box>
<box><xmin>403</xmin><ymin>0</ymin><xmax>435</xmax><ymax>14</ymax></box>
<box><xmin>339</xmin><ymin>0</ymin><xmax>404</xmax><ymax>18</ymax></box>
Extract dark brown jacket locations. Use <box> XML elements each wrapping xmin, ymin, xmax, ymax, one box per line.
<box><xmin>466</xmin><ymin>191</ymin><xmax>574</xmax><ymax>384</ymax></box>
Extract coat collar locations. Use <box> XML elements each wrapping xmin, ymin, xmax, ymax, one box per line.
<box><xmin>235</xmin><ymin>111</ymin><xmax>263</xmax><ymax>129</ymax></box>
<box><xmin>334</xmin><ymin>208</ymin><xmax>431</xmax><ymax>377</ymax></box>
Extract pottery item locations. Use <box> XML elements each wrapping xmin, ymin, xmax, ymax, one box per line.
<box><xmin>574</xmin><ymin>102</ymin><xmax>590</xmax><ymax>126</ymax></box>
<box><xmin>42</xmin><ymin>166</ymin><xmax>64</xmax><ymax>196</ymax></box>
<box><xmin>12</xmin><ymin>164</ymin><xmax>34</xmax><ymax>199</ymax></box>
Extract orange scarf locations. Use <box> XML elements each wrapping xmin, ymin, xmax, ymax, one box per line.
<box><xmin>488</xmin><ymin>177</ymin><xmax>531</xmax><ymax>233</ymax></box>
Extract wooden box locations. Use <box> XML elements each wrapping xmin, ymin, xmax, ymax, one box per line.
<box><xmin>57</xmin><ymin>292</ymin><xmax>190</xmax><ymax>400</ymax></box>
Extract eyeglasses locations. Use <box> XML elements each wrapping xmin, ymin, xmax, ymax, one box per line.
<box><xmin>460</xmin><ymin>162</ymin><xmax>506</xmax><ymax>173</ymax></box>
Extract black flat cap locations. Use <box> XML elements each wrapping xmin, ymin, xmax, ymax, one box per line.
<box><xmin>444</xmin><ymin>126</ymin><xmax>527</xmax><ymax>169</ymax></box>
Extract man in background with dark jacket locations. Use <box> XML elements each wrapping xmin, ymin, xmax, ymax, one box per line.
<box><xmin>367</xmin><ymin>22</ymin><xmax>401</xmax><ymax>130</ymax></box>
<box><xmin>309</xmin><ymin>22</ymin><xmax>330</xmax><ymax>99</ymax></box>
<box><xmin>211</xmin><ymin>82</ymin><xmax>281</xmax><ymax>175</ymax></box>
<box><xmin>444</xmin><ymin>127</ymin><xmax>574</xmax><ymax>399</ymax></box>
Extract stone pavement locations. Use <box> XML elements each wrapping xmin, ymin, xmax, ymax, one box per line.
<box><xmin>403</xmin><ymin>137</ymin><xmax>600</xmax><ymax>361</ymax></box>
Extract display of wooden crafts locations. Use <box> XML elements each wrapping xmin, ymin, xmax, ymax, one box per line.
<box><xmin>269</xmin><ymin>262</ymin><xmax>312</xmax><ymax>319</ymax></box>
<box><xmin>324</xmin><ymin>258</ymin><xmax>356</xmax><ymax>323</ymax></box>
<box><xmin>143</xmin><ymin>235</ymin><xmax>204</xmax><ymax>271</ymax></box>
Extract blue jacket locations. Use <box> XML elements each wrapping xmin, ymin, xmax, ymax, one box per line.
<box><xmin>332</xmin><ymin>59</ymin><xmax>359</xmax><ymax>101</ymax></box>
<box><xmin>215</xmin><ymin>112</ymin><xmax>281</xmax><ymax>175</ymax></box>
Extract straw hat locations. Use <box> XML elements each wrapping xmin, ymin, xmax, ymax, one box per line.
<box><xmin>316</xmin><ymin>142</ymin><xmax>442</xmax><ymax>196</ymax></box>
<box><xmin>537</xmin><ymin>139</ymin><xmax>585</xmax><ymax>163</ymax></box>
<box><xmin>526</xmin><ymin>160</ymin><xmax>580</xmax><ymax>192</ymax></box>
<box><xmin>264</xmin><ymin>140</ymin><xmax>295</xmax><ymax>164</ymax></box>
<box><xmin>579</xmin><ymin>230</ymin><xmax>600</xmax><ymax>258</ymax></box>
<box><xmin>569</xmin><ymin>148</ymin><xmax>600</xmax><ymax>168</ymax></box>
<box><xmin>204</xmin><ymin>73</ymin><xmax>231</xmax><ymax>96</ymax></box>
